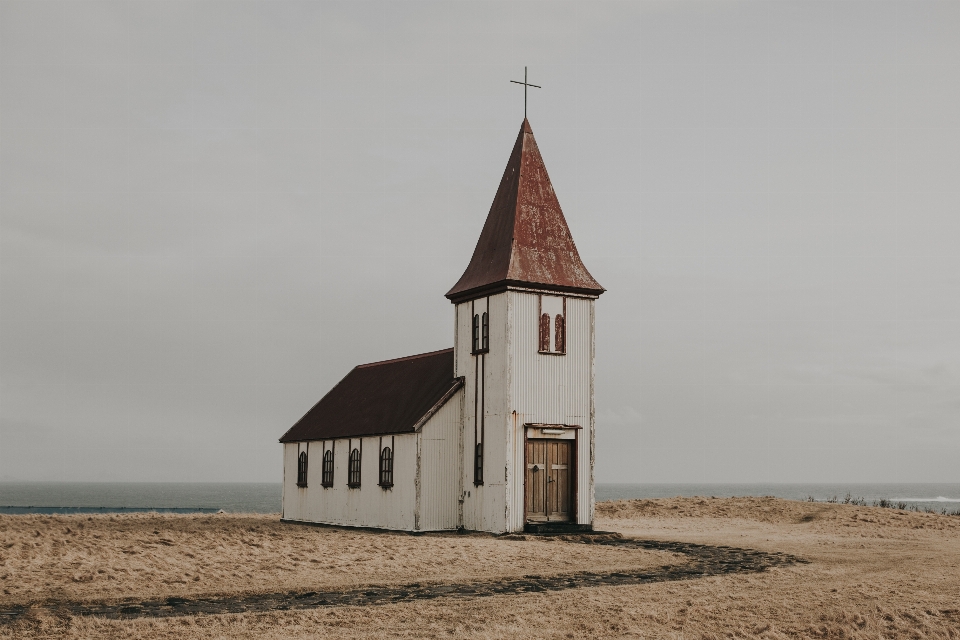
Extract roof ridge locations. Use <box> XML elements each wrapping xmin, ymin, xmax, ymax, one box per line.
<box><xmin>355</xmin><ymin>347</ymin><xmax>454</xmax><ymax>369</ymax></box>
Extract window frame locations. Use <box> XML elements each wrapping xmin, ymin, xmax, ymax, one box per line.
<box><xmin>321</xmin><ymin>448</ymin><xmax>334</xmax><ymax>488</ymax></box>
<box><xmin>378</xmin><ymin>446</ymin><xmax>394</xmax><ymax>488</ymax></box>
<box><xmin>538</xmin><ymin>312</ymin><xmax>551</xmax><ymax>353</ymax></box>
<box><xmin>348</xmin><ymin>447</ymin><xmax>362</xmax><ymax>488</ymax></box>
<box><xmin>538</xmin><ymin>295</ymin><xmax>566</xmax><ymax>356</ymax></box>
<box><xmin>472</xmin><ymin>313</ymin><xmax>480</xmax><ymax>353</ymax></box>
<box><xmin>296</xmin><ymin>450</ymin><xmax>308</xmax><ymax>488</ymax></box>
<box><xmin>474</xmin><ymin>441</ymin><xmax>484</xmax><ymax>486</ymax></box>
<box><xmin>481</xmin><ymin>311</ymin><xmax>489</xmax><ymax>351</ymax></box>
<box><xmin>554</xmin><ymin>313</ymin><xmax>566</xmax><ymax>354</ymax></box>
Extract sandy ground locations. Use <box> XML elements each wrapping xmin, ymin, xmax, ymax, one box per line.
<box><xmin>0</xmin><ymin>513</ymin><xmax>677</xmax><ymax>607</ymax></box>
<box><xmin>3</xmin><ymin>498</ymin><xmax>960</xmax><ymax>639</ymax></box>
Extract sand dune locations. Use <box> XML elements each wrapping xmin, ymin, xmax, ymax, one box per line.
<box><xmin>2</xmin><ymin>498</ymin><xmax>959</xmax><ymax>639</ymax></box>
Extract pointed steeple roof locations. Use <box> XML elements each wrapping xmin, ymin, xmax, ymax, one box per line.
<box><xmin>446</xmin><ymin>119</ymin><xmax>604</xmax><ymax>303</ymax></box>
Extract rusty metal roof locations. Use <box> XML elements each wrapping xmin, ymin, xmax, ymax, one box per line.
<box><xmin>446</xmin><ymin>118</ymin><xmax>604</xmax><ymax>303</ymax></box>
<box><xmin>279</xmin><ymin>349</ymin><xmax>462</xmax><ymax>442</ymax></box>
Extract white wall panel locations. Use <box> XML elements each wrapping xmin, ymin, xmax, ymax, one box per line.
<box><xmin>281</xmin><ymin>434</ymin><xmax>417</xmax><ymax>530</ymax></box>
<box><xmin>417</xmin><ymin>388</ymin><xmax>463</xmax><ymax>531</ymax></box>
<box><xmin>456</xmin><ymin>293</ymin><xmax>509</xmax><ymax>533</ymax></box>
<box><xmin>506</xmin><ymin>290</ymin><xmax>596</xmax><ymax>531</ymax></box>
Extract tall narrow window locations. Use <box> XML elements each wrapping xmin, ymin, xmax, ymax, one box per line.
<box><xmin>539</xmin><ymin>313</ymin><xmax>551</xmax><ymax>352</ymax></box>
<box><xmin>379</xmin><ymin>447</ymin><xmax>394</xmax><ymax>487</ymax></box>
<box><xmin>321</xmin><ymin>449</ymin><xmax>334</xmax><ymax>487</ymax></box>
<box><xmin>481</xmin><ymin>312</ymin><xmax>489</xmax><ymax>351</ymax></box>
<box><xmin>348</xmin><ymin>448</ymin><xmax>361</xmax><ymax>487</ymax></box>
<box><xmin>474</xmin><ymin>442</ymin><xmax>484</xmax><ymax>485</ymax></box>
<box><xmin>296</xmin><ymin>451</ymin><xmax>308</xmax><ymax>487</ymax></box>
<box><xmin>554</xmin><ymin>314</ymin><xmax>565</xmax><ymax>353</ymax></box>
<box><xmin>472</xmin><ymin>314</ymin><xmax>480</xmax><ymax>352</ymax></box>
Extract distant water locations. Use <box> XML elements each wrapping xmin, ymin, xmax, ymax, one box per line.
<box><xmin>1</xmin><ymin>482</ymin><xmax>957</xmax><ymax>515</ymax></box>
<box><xmin>597</xmin><ymin>483</ymin><xmax>960</xmax><ymax>514</ymax></box>
<box><xmin>0</xmin><ymin>483</ymin><xmax>281</xmax><ymax>514</ymax></box>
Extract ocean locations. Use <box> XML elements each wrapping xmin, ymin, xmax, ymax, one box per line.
<box><xmin>1</xmin><ymin>482</ymin><xmax>958</xmax><ymax>515</ymax></box>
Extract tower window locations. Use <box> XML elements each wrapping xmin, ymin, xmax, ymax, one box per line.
<box><xmin>474</xmin><ymin>441</ymin><xmax>484</xmax><ymax>485</ymax></box>
<box><xmin>348</xmin><ymin>448</ymin><xmax>361</xmax><ymax>487</ymax></box>
<box><xmin>472</xmin><ymin>312</ymin><xmax>489</xmax><ymax>354</ymax></box>
<box><xmin>539</xmin><ymin>295</ymin><xmax>566</xmax><ymax>355</ymax></box>
<box><xmin>554</xmin><ymin>313</ymin><xmax>565</xmax><ymax>353</ymax></box>
<box><xmin>539</xmin><ymin>313</ymin><xmax>551</xmax><ymax>352</ymax></box>
<box><xmin>379</xmin><ymin>447</ymin><xmax>394</xmax><ymax>487</ymax></box>
<box><xmin>321</xmin><ymin>449</ymin><xmax>334</xmax><ymax>487</ymax></box>
<box><xmin>296</xmin><ymin>451</ymin><xmax>308</xmax><ymax>487</ymax></box>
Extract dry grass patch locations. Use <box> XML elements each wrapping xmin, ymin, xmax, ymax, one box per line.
<box><xmin>4</xmin><ymin>498</ymin><xmax>960</xmax><ymax>639</ymax></box>
<box><xmin>0</xmin><ymin>513</ymin><xmax>677</xmax><ymax>608</ymax></box>
<box><xmin>598</xmin><ymin>495</ymin><xmax>960</xmax><ymax>532</ymax></box>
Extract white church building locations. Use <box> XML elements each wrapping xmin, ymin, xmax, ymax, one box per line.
<box><xmin>279</xmin><ymin>118</ymin><xmax>605</xmax><ymax>533</ymax></box>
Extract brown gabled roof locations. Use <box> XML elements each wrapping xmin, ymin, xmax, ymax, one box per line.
<box><xmin>445</xmin><ymin>118</ymin><xmax>604</xmax><ymax>303</ymax></box>
<box><xmin>279</xmin><ymin>349</ymin><xmax>462</xmax><ymax>442</ymax></box>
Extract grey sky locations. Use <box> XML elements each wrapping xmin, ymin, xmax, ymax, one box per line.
<box><xmin>1</xmin><ymin>1</ymin><xmax>958</xmax><ymax>483</ymax></box>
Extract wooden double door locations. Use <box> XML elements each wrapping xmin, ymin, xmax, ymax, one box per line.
<box><xmin>525</xmin><ymin>439</ymin><xmax>573</xmax><ymax>522</ymax></box>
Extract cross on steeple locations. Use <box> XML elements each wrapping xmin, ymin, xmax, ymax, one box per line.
<box><xmin>510</xmin><ymin>67</ymin><xmax>541</xmax><ymax>119</ymax></box>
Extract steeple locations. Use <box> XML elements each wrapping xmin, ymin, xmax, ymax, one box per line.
<box><xmin>445</xmin><ymin>119</ymin><xmax>604</xmax><ymax>303</ymax></box>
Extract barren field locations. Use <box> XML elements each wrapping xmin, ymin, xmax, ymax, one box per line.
<box><xmin>0</xmin><ymin>513</ymin><xmax>677</xmax><ymax>607</ymax></box>
<box><xmin>3</xmin><ymin>497</ymin><xmax>960</xmax><ymax>639</ymax></box>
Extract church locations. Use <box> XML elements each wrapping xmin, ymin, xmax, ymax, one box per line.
<box><xmin>279</xmin><ymin>118</ymin><xmax>604</xmax><ymax>534</ymax></box>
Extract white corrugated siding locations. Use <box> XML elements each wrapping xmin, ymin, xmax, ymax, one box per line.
<box><xmin>281</xmin><ymin>435</ymin><xmax>417</xmax><ymax>530</ymax></box>
<box><xmin>416</xmin><ymin>387</ymin><xmax>463</xmax><ymax>530</ymax></box>
<box><xmin>456</xmin><ymin>293</ymin><xmax>509</xmax><ymax>533</ymax></box>
<box><xmin>506</xmin><ymin>291</ymin><xmax>596</xmax><ymax>531</ymax></box>
<box><xmin>453</xmin><ymin>290</ymin><xmax>596</xmax><ymax>533</ymax></box>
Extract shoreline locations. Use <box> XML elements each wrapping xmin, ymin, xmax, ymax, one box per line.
<box><xmin>3</xmin><ymin>494</ymin><xmax>958</xmax><ymax>517</ymax></box>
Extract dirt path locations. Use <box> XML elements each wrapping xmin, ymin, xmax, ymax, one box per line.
<box><xmin>0</xmin><ymin>536</ymin><xmax>804</xmax><ymax>623</ymax></box>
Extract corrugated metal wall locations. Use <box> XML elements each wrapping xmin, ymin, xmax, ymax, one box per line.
<box><xmin>506</xmin><ymin>291</ymin><xmax>596</xmax><ymax>531</ymax></box>
<box><xmin>281</xmin><ymin>435</ymin><xmax>417</xmax><ymax>530</ymax></box>
<box><xmin>453</xmin><ymin>290</ymin><xmax>596</xmax><ymax>533</ymax></box>
<box><xmin>510</xmin><ymin>292</ymin><xmax>592</xmax><ymax>422</ymax></box>
<box><xmin>416</xmin><ymin>388</ymin><xmax>463</xmax><ymax>530</ymax></box>
<box><xmin>456</xmin><ymin>293</ymin><xmax>509</xmax><ymax>533</ymax></box>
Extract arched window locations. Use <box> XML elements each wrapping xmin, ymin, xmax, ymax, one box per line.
<box><xmin>539</xmin><ymin>313</ymin><xmax>551</xmax><ymax>352</ymax></box>
<box><xmin>474</xmin><ymin>441</ymin><xmax>484</xmax><ymax>485</ymax></box>
<box><xmin>296</xmin><ymin>451</ymin><xmax>308</xmax><ymax>487</ymax></box>
<box><xmin>348</xmin><ymin>448</ymin><xmax>362</xmax><ymax>487</ymax></box>
<box><xmin>379</xmin><ymin>447</ymin><xmax>394</xmax><ymax>487</ymax></box>
<box><xmin>472</xmin><ymin>314</ymin><xmax>480</xmax><ymax>352</ymax></box>
<box><xmin>321</xmin><ymin>449</ymin><xmax>334</xmax><ymax>487</ymax></box>
<box><xmin>481</xmin><ymin>312</ymin><xmax>489</xmax><ymax>351</ymax></box>
<box><xmin>554</xmin><ymin>314</ymin><xmax>565</xmax><ymax>353</ymax></box>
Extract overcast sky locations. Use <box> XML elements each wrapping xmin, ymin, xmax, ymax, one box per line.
<box><xmin>1</xmin><ymin>0</ymin><xmax>958</xmax><ymax>484</ymax></box>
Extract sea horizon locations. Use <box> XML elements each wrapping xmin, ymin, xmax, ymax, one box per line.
<box><xmin>1</xmin><ymin>481</ymin><xmax>957</xmax><ymax>515</ymax></box>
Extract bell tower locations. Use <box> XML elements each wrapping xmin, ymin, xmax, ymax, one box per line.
<box><xmin>447</xmin><ymin>119</ymin><xmax>604</xmax><ymax>533</ymax></box>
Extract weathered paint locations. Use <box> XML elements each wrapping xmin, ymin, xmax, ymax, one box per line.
<box><xmin>417</xmin><ymin>388</ymin><xmax>463</xmax><ymax>530</ymax></box>
<box><xmin>454</xmin><ymin>288</ymin><xmax>596</xmax><ymax>533</ymax></box>
<box><xmin>455</xmin><ymin>292</ymin><xmax>509</xmax><ymax>533</ymax></box>
<box><xmin>281</xmin><ymin>386</ymin><xmax>465</xmax><ymax>531</ymax></box>
<box><xmin>508</xmin><ymin>291</ymin><xmax>595</xmax><ymax>530</ymax></box>
<box><xmin>509</xmin><ymin>291</ymin><xmax>595</xmax><ymax>531</ymax></box>
<box><xmin>282</xmin><ymin>436</ymin><xmax>416</xmax><ymax>529</ymax></box>
<box><xmin>446</xmin><ymin>119</ymin><xmax>604</xmax><ymax>303</ymax></box>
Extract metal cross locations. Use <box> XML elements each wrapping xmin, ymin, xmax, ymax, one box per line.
<box><xmin>510</xmin><ymin>67</ymin><xmax>541</xmax><ymax>119</ymax></box>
